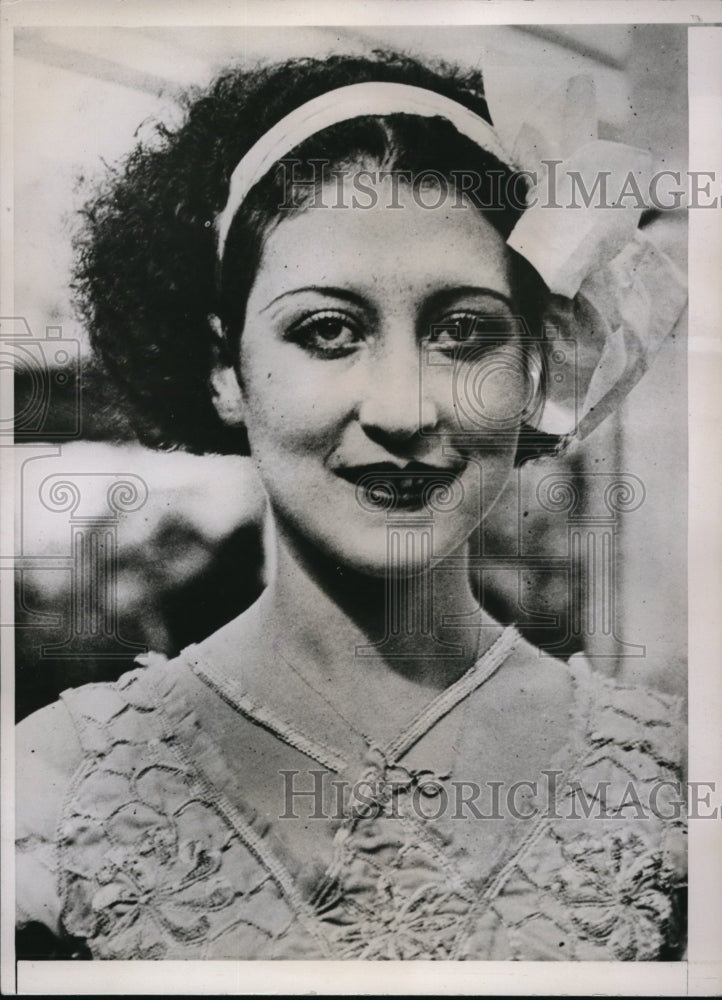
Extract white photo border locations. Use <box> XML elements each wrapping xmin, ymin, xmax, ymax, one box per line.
<box><xmin>1</xmin><ymin>2</ymin><xmax>720</xmax><ymax>995</ymax></box>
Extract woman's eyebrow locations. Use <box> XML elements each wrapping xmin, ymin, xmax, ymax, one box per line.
<box><xmin>424</xmin><ymin>286</ymin><xmax>515</xmax><ymax>313</ymax></box>
<box><xmin>259</xmin><ymin>285</ymin><xmax>369</xmax><ymax>314</ymax></box>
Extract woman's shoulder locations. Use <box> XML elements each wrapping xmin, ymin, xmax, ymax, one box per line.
<box><xmin>17</xmin><ymin>652</ymin><xmax>171</xmax><ymax>782</ymax></box>
<box><xmin>14</xmin><ymin>645</ymin><xmax>295</xmax><ymax>960</ymax></box>
<box><xmin>495</xmin><ymin>634</ymin><xmax>686</xmax><ymax>788</ymax></box>
<box><xmin>478</xmin><ymin>641</ymin><xmax>687</xmax><ymax>960</ymax></box>
<box><xmin>506</xmin><ymin>635</ymin><xmax>685</xmax><ymax>749</ymax></box>
<box><xmin>15</xmin><ymin>683</ymin><xmax>132</xmax><ymax>938</ymax></box>
<box><xmin>543</xmin><ymin>651</ymin><xmax>686</xmax><ymax>839</ymax></box>
<box><xmin>16</xmin><ymin>651</ymin><xmax>187</xmax><ymax>943</ymax></box>
<box><xmin>16</xmin><ymin>698</ymin><xmax>85</xmax><ymax>843</ymax></box>
<box><xmin>16</xmin><ymin>697</ymin><xmax>84</xmax><ymax>942</ymax></box>
<box><xmin>563</xmin><ymin>652</ymin><xmax>686</xmax><ymax>768</ymax></box>
<box><xmin>15</xmin><ymin>656</ymin><xmax>171</xmax><ymax>880</ymax></box>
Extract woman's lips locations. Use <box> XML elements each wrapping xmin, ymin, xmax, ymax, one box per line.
<box><xmin>334</xmin><ymin>461</ymin><xmax>465</xmax><ymax>511</ymax></box>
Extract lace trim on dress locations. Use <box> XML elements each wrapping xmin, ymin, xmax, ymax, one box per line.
<box><xmin>189</xmin><ymin>625</ymin><xmax>522</xmax><ymax>777</ymax></box>
<box><xmin>384</xmin><ymin>626</ymin><xmax>522</xmax><ymax>764</ymax></box>
<box><xmin>188</xmin><ymin>655</ymin><xmax>347</xmax><ymax>772</ymax></box>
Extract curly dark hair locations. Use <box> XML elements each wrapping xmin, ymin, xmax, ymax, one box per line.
<box><xmin>73</xmin><ymin>49</ymin><xmax>559</xmax><ymax>461</ymax></box>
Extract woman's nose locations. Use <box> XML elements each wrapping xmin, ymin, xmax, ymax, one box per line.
<box><xmin>357</xmin><ymin>335</ymin><xmax>439</xmax><ymax>445</ymax></box>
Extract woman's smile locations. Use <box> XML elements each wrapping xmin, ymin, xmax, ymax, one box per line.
<box><xmin>333</xmin><ymin>459</ymin><xmax>468</xmax><ymax>513</ymax></box>
<box><xmin>214</xmin><ymin>177</ymin><xmax>530</xmax><ymax>574</ymax></box>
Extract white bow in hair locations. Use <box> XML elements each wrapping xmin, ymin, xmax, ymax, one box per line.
<box><xmin>484</xmin><ymin>74</ymin><xmax>687</xmax><ymax>439</ymax></box>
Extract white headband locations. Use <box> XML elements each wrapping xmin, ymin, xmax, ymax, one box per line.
<box><xmin>215</xmin><ymin>81</ymin><xmax>513</xmax><ymax>260</ymax></box>
<box><xmin>214</xmin><ymin>78</ymin><xmax>687</xmax><ymax>443</ymax></box>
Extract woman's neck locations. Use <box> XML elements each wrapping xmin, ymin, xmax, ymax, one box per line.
<box><xmin>253</xmin><ymin>519</ymin><xmax>503</xmax><ymax>692</ymax></box>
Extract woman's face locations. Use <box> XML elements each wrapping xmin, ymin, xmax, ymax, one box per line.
<box><xmin>216</xmin><ymin>177</ymin><xmax>533</xmax><ymax>576</ymax></box>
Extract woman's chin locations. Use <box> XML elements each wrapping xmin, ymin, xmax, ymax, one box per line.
<box><xmin>282</xmin><ymin>518</ymin><xmax>476</xmax><ymax>581</ymax></box>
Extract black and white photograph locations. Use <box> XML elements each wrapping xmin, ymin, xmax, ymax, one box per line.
<box><xmin>1</xmin><ymin>1</ymin><xmax>721</xmax><ymax>994</ymax></box>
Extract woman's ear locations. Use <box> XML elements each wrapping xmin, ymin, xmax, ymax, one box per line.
<box><xmin>208</xmin><ymin>314</ymin><xmax>245</xmax><ymax>427</ymax></box>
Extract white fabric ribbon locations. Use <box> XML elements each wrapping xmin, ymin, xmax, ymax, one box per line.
<box><xmin>215</xmin><ymin>77</ymin><xmax>688</xmax><ymax>444</ymax></box>
<box><xmin>539</xmin><ymin>230</ymin><xmax>687</xmax><ymax>439</ymax></box>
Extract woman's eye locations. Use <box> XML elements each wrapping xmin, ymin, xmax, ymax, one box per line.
<box><xmin>286</xmin><ymin>311</ymin><xmax>363</xmax><ymax>358</ymax></box>
<box><xmin>429</xmin><ymin>313</ymin><xmax>515</xmax><ymax>353</ymax></box>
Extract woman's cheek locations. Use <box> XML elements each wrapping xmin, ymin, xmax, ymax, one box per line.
<box><xmin>245</xmin><ymin>375</ymin><xmax>340</xmax><ymax>451</ymax></box>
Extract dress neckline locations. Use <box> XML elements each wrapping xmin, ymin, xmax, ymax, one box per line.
<box><xmin>186</xmin><ymin>624</ymin><xmax>521</xmax><ymax>775</ymax></box>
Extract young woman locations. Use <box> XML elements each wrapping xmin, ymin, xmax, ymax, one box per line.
<box><xmin>16</xmin><ymin>51</ymin><xmax>687</xmax><ymax>961</ymax></box>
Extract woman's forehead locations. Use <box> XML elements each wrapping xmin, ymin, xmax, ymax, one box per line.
<box><xmin>250</xmin><ymin>180</ymin><xmax>512</xmax><ymax>306</ymax></box>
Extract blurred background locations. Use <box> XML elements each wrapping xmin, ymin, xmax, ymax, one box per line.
<box><xmin>11</xmin><ymin>24</ymin><xmax>688</xmax><ymax>720</ymax></box>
